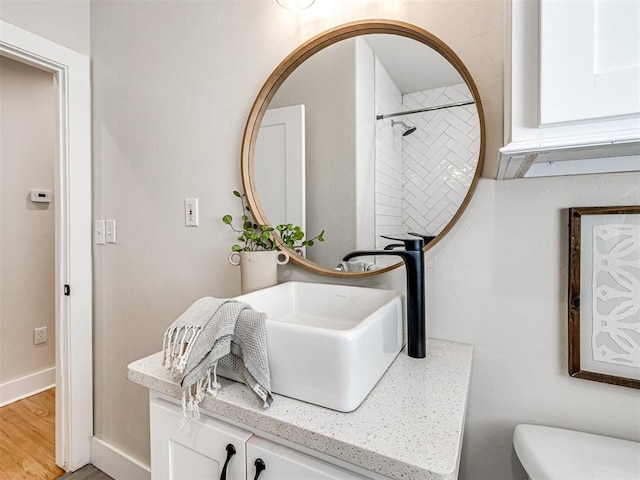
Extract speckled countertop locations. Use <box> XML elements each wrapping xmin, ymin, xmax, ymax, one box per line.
<box><xmin>128</xmin><ymin>339</ymin><xmax>472</xmax><ymax>480</ymax></box>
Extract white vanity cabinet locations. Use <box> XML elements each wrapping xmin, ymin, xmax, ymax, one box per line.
<box><xmin>150</xmin><ymin>397</ymin><xmax>252</xmax><ymax>479</ymax></box>
<box><xmin>129</xmin><ymin>341</ymin><xmax>473</xmax><ymax>480</ymax></box>
<box><xmin>498</xmin><ymin>0</ymin><xmax>640</xmax><ymax>179</ymax></box>
<box><xmin>150</xmin><ymin>396</ymin><xmax>369</xmax><ymax>480</ymax></box>
<box><xmin>246</xmin><ymin>437</ymin><xmax>368</xmax><ymax>480</ymax></box>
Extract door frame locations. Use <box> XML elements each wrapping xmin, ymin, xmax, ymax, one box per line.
<box><xmin>0</xmin><ymin>21</ymin><xmax>93</xmax><ymax>472</ymax></box>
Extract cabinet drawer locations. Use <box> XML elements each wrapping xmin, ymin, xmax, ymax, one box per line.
<box><xmin>247</xmin><ymin>436</ymin><xmax>369</xmax><ymax>480</ymax></box>
<box><xmin>150</xmin><ymin>398</ymin><xmax>252</xmax><ymax>480</ymax></box>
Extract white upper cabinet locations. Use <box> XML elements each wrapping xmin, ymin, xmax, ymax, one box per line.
<box><xmin>498</xmin><ymin>0</ymin><xmax>640</xmax><ymax>179</ymax></box>
<box><xmin>540</xmin><ymin>0</ymin><xmax>640</xmax><ymax>124</ymax></box>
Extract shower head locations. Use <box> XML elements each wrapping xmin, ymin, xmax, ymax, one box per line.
<box><xmin>391</xmin><ymin>120</ymin><xmax>417</xmax><ymax>137</ymax></box>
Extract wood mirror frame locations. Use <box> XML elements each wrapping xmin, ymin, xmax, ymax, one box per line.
<box><xmin>241</xmin><ymin>19</ymin><xmax>486</xmax><ymax>277</ymax></box>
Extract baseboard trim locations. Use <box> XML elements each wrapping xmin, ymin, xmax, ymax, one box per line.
<box><xmin>90</xmin><ymin>437</ymin><xmax>150</xmax><ymax>480</ymax></box>
<box><xmin>0</xmin><ymin>367</ymin><xmax>56</xmax><ymax>407</ymax></box>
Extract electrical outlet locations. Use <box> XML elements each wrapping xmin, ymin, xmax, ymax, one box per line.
<box><xmin>34</xmin><ymin>326</ymin><xmax>48</xmax><ymax>345</ymax></box>
<box><xmin>185</xmin><ymin>198</ymin><xmax>199</xmax><ymax>226</ymax></box>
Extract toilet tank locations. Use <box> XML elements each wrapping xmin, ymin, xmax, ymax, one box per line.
<box><xmin>513</xmin><ymin>424</ymin><xmax>640</xmax><ymax>480</ymax></box>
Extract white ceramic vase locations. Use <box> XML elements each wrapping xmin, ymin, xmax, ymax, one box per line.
<box><xmin>228</xmin><ymin>250</ymin><xmax>290</xmax><ymax>294</ymax></box>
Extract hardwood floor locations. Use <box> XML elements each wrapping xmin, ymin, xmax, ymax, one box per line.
<box><xmin>0</xmin><ymin>388</ymin><xmax>65</xmax><ymax>479</ymax></box>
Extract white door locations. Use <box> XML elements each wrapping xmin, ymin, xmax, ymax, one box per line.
<box><xmin>246</xmin><ymin>437</ymin><xmax>369</xmax><ymax>480</ymax></box>
<box><xmin>255</xmin><ymin>105</ymin><xmax>305</xmax><ymax>231</ymax></box>
<box><xmin>150</xmin><ymin>398</ymin><xmax>251</xmax><ymax>480</ymax></box>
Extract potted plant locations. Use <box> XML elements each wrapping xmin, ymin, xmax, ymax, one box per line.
<box><xmin>222</xmin><ymin>190</ymin><xmax>324</xmax><ymax>293</ymax></box>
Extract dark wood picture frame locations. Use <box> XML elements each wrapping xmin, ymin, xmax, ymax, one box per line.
<box><xmin>568</xmin><ymin>206</ymin><xmax>640</xmax><ymax>389</ymax></box>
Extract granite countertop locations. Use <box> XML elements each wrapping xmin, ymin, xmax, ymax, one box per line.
<box><xmin>128</xmin><ymin>339</ymin><xmax>473</xmax><ymax>480</ymax></box>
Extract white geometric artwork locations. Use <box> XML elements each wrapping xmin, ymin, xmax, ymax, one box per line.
<box><xmin>592</xmin><ymin>224</ymin><xmax>640</xmax><ymax>368</ymax></box>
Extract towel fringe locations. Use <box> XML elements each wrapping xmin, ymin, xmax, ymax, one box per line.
<box><xmin>179</xmin><ymin>363</ymin><xmax>223</xmax><ymax>426</ymax></box>
<box><xmin>211</xmin><ymin>362</ymin><xmax>221</xmax><ymax>391</ymax></box>
<box><xmin>163</xmin><ymin>325</ymin><xmax>203</xmax><ymax>373</ymax></box>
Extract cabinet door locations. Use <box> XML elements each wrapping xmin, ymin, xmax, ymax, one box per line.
<box><xmin>499</xmin><ymin>0</ymin><xmax>640</xmax><ymax>179</ymax></box>
<box><xmin>539</xmin><ymin>0</ymin><xmax>640</xmax><ymax>124</ymax></box>
<box><xmin>150</xmin><ymin>398</ymin><xmax>252</xmax><ymax>480</ymax></box>
<box><xmin>246</xmin><ymin>437</ymin><xmax>369</xmax><ymax>480</ymax></box>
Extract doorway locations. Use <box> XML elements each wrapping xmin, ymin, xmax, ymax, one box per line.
<box><xmin>0</xmin><ymin>21</ymin><xmax>92</xmax><ymax>473</ymax></box>
<box><xmin>0</xmin><ymin>53</ymin><xmax>59</xmax><ymax>477</ymax></box>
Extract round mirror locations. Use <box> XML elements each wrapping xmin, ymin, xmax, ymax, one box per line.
<box><xmin>241</xmin><ymin>20</ymin><xmax>485</xmax><ymax>277</ymax></box>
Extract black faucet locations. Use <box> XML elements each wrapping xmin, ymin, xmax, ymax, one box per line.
<box><xmin>342</xmin><ymin>233</ymin><xmax>435</xmax><ymax>359</ymax></box>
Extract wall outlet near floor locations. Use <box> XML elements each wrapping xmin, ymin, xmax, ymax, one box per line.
<box><xmin>34</xmin><ymin>326</ymin><xmax>48</xmax><ymax>345</ymax></box>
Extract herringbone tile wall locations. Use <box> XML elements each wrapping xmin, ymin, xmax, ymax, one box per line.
<box><xmin>402</xmin><ymin>84</ymin><xmax>479</xmax><ymax>235</ymax></box>
<box><xmin>373</xmin><ymin>56</ymin><xmax>479</xmax><ymax>251</ymax></box>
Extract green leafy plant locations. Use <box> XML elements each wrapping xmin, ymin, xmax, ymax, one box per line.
<box><xmin>222</xmin><ymin>190</ymin><xmax>325</xmax><ymax>252</ymax></box>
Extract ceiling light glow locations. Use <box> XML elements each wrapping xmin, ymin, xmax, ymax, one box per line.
<box><xmin>276</xmin><ymin>0</ymin><xmax>315</xmax><ymax>9</ymax></box>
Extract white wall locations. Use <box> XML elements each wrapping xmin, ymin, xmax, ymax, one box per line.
<box><xmin>0</xmin><ymin>57</ymin><xmax>56</xmax><ymax>393</ymax></box>
<box><xmin>0</xmin><ymin>0</ymin><xmax>90</xmax><ymax>55</ymax></box>
<box><xmin>89</xmin><ymin>1</ymin><xmax>639</xmax><ymax>479</ymax></box>
<box><xmin>433</xmin><ymin>173</ymin><xmax>640</xmax><ymax>479</ymax></box>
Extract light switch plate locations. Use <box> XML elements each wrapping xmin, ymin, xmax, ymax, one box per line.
<box><xmin>106</xmin><ymin>219</ymin><xmax>117</xmax><ymax>243</ymax></box>
<box><xmin>185</xmin><ymin>198</ymin><xmax>199</xmax><ymax>226</ymax></box>
<box><xmin>95</xmin><ymin>220</ymin><xmax>106</xmax><ymax>245</ymax></box>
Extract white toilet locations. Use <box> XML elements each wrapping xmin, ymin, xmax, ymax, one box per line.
<box><xmin>513</xmin><ymin>424</ymin><xmax>640</xmax><ymax>479</ymax></box>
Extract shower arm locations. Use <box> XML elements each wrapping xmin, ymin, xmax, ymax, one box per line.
<box><xmin>376</xmin><ymin>100</ymin><xmax>474</xmax><ymax>120</ymax></box>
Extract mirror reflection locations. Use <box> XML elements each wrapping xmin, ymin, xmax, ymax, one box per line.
<box><xmin>253</xmin><ymin>33</ymin><xmax>481</xmax><ymax>272</ymax></box>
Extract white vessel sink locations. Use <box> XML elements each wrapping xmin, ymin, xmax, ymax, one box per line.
<box><xmin>227</xmin><ymin>281</ymin><xmax>403</xmax><ymax>412</ymax></box>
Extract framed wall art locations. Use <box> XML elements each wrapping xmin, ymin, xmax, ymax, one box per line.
<box><xmin>568</xmin><ymin>206</ymin><xmax>640</xmax><ymax>389</ymax></box>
